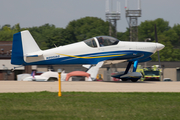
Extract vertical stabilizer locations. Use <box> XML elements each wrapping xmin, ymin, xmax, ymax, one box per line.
<box><xmin>21</xmin><ymin>30</ymin><xmax>41</xmax><ymax>55</ymax></box>
<box><xmin>11</xmin><ymin>30</ymin><xmax>41</xmax><ymax>65</ymax></box>
<box><xmin>11</xmin><ymin>32</ymin><xmax>24</xmax><ymax>65</ymax></box>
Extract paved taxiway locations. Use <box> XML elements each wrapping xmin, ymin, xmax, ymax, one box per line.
<box><xmin>0</xmin><ymin>81</ymin><xmax>180</xmax><ymax>93</ymax></box>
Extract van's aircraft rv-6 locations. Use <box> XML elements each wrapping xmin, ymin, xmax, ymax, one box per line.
<box><xmin>11</xmin><ymin>30</ymin><xmax>164</xmax><ymax>82</ymax></box>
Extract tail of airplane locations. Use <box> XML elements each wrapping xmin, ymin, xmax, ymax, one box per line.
<box><xmin>11</xmin><ymin>30</ymin><xmax>41</xmax><ymax>65</ymax></box>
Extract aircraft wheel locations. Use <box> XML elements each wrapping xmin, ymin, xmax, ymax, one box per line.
<box><xmin>131</xmin><ymin>79</ymin><xmax>139</xmax><ymax>82</ymax></box>
<box><xmin>121</xmin><ymin>79</ymin><xmax>128</xmax><ymax>81</ymax></box>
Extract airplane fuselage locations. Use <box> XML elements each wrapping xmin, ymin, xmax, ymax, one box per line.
<box><xmin>24</xmin><ymin>41</ymin><xmax>163</xmax><ymax>65</ymax></box>
<box><xmin>11</xmin><ymin>30</ymin><xmax>165</xmax><ymax>82</ymax></box>
<box><xmin>11</xmin><ymin>32</ymin><xmax>164</xmax><ymax>66</ymax></box>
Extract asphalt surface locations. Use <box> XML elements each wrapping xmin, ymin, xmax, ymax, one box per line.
<box><xmin>0</xmin><ymin>81</ymin><xmax>180</xmax><ymax>93</ymax></box>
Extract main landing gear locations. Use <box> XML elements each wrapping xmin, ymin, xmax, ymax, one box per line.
<box><xmin>111</xmin><ymin>60</ymin><xmax>142</xmax><ymax>82</ymax></box>
<box><xmin>121</xmin><ymin>60</ymin><xmax>141</xmax><ymax>82</ymax></box>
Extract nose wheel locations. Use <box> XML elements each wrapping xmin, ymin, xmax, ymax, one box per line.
<box><xmin>130</xmin><ymin>79</ymin><xmax>139</xmax><ymax>82</ymax></box>
<box><xmin>121</xmin><ymin>78</ymin><xmax>128</xmax><ymax>81</ymax></box>
<box><xmin>121</xmin><ymin>78</ymin><xmax>139</xmax><ymax>82</ymax></box>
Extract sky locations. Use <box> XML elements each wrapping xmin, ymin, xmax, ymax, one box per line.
<box><xmin>0</xmin><ymin>0</ymin><xmax>180</xmax><ymax>32</ymax></box>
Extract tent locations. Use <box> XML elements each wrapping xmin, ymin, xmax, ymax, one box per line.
<box><xmin>65</xmin><ymin>71</ymin><xmax>91</xmax><ymax>81</ymax></box>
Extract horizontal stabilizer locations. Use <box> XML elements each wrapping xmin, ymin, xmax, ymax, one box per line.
<box><xmin>26</xmin><ymin>55</ymin><xmax>39</xmax><ymax>57</ymax></box>
<box><xmin>26</xmin><ymin>54</ymin><xmax>43</xmax><ymax>57</ymax></box>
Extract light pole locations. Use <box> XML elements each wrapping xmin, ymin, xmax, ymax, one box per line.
<box><xmin>57</xmin><ymin>69</ymin><xmax>62</xmax><ymax>97</ymax></box>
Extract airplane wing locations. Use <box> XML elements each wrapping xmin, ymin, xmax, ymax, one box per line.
<box><xmin>83</xmin><ymin>61</ymin><xmax>104</xmax><ymax>80</ymax></box>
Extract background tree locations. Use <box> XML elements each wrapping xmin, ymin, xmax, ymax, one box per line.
<box><xmin>28</xmin><ymin>17</ymin><xmax>109</xmax><ymax>49</ymax></box>
<box><xmin>117</xmin><ymin>28</ymin><xmax>129</xmax><ymax>41</ymax></box>
<box><xmin>138</xmin><ymin>18</ymin><xmax>179</xmax><ymax>61</ymax></box>
<box><xmin>65</xmin><ymin>17</ymin><xmax>109</xmax><ymax>42</ymax></box>
<box><xmin>29</xmin><ymin>24</ymin><xmax>64</xmax><ymax>50</ymax></box>
<box><xmin>138</xmin><ymin>18</ymin><xmax>170</xmax><ymax>42</ymax></box>
<box><xmin>172</xmin><ymin>24</ymin><xmax>180</xmax><ymax>48</ymax></box>
<box><xmin>0</xmin><ymin>17</ymin><xmax>180</xmax><ymax>61</ymax></box>
<box><xmin>0</xmin><ymin>24</ymin><xmax>21</xmax><ymax>41</ymax></box>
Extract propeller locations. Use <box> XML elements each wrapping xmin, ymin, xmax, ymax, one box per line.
<box><xmin>154</xmin><ymin>24</ymin><xmax>161</xmax><ymax>68</ymax></box>
<box><xmin>155</xmin><ymin>24</ymin><xmax>163</xmax><ymax>80</ymax></box>
<box><xmin>154</xmin><ymin>24</ymin><xmax>158</xmax><ymax>42</ymax></box>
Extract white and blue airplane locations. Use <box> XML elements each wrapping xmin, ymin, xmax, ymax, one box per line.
<box><xmin>11</xmin><ymin>30</ymin><xmax>164</xmax><ymax>82</ymax></box>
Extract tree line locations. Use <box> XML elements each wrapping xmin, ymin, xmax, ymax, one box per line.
<box><xmin>0</xmin><ymin>17</ymin><xmax>180</xmax><ymax>61</ymax></box>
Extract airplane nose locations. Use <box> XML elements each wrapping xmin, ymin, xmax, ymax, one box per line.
<box><xmin>156</xmin><ymin>43</ymin><xmax>165</xmax><ymax>51</ymax></box>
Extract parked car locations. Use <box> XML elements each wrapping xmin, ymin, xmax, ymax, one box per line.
<box><xmin>163</xmin><ymin>78</ymin><xmax>172</xmax><ymax>81</ymax></box>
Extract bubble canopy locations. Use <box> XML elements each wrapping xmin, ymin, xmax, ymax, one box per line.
<box><xmin>84</xmin><ymin>36</ymin><xmax>120</xmax><ymax>48</ymax></box>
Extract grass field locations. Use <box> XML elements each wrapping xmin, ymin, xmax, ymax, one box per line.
<box><xmin>0</xmin><ymin>92</ymin><xmax>180</xmax><ymax>120</ymax></box>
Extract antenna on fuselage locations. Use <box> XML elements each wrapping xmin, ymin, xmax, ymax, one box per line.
<box><xmin>54</xmin><ymin>44</ymin><xmax>57</xmax><ymax>48</ymax></box>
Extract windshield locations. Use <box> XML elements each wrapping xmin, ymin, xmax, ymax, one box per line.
<box><xmin>97</xmin><ymin>36</ymin><xmax>119</xmax><ymax>47</ymax></box>
<box><xmin>84</xmin><ymin>38</ymin><xmax>97</xmax><ymax>48</ymax></box>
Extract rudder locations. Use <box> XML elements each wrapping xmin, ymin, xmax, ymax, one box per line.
<box><xmin>11</xmin><ymin>32</ymin><xmax>24</xmax><ymax>65</ymax></box>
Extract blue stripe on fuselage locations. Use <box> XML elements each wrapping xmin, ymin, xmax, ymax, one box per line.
<box><xmin>23</xmin><ymin>50</ymin><xmax>153</xmax><ymax>65</ymax></box>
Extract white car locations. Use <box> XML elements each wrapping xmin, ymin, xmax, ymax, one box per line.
<box><xmin>163</xmin><ymin>78</ymin><xmax>172</xmax><ymax>81</ymax></box>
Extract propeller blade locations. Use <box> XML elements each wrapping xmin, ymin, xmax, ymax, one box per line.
<box><xmin>154</xmin><ymin>24</ymin><xmax>161</xmax><ymax>69</ymax></box>
<box><xmin>154</xmin><ymin>24</ymin><xmax>158</xmax><ymax>43</ymax></box>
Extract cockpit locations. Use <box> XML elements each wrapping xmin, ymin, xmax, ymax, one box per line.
<box><xmin>84</xmin><ymin>36</ymin><xmax>119</xmax><ymax>48</ymax></box>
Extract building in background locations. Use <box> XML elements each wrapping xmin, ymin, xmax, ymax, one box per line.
<box><xmin>0</xmin><ymin>41</ymin><xmax>36</xmax><ymax>80</ymax></box>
